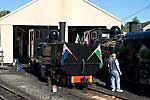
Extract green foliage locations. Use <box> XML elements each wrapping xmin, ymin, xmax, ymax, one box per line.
<box><xmin>121</xmin><ymin>24</ymin><xmax>127</xmax><ymax>32</ymax></box>
<box><xmin>0</xmin><ymin>10</ymin><xmax>10</xmax><ymax>18</ymax></box>
<box><xmin>122</xmin><ymin>16</ymin><xmax>140</xmax><ymax>32</ymax></box>
<box><xmin>121</xmin><ymin>24</ymin><xmax>125</xmax><ymax>32</ymax></box>
<box><xmin>132</xmin><ymin>16</ymin><xmax>140</xmax><ymax>23</ymax></box>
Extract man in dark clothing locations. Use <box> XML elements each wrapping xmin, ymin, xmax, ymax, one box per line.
<box><xmin>108</xmin><ymin>53</ymin><xmax>123</xmax><ymax>92</ymax></box>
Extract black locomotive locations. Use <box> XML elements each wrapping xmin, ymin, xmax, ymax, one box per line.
<box><xmin>34</xmin><ymin>42</ymin><xmax>102</xmax><ymax>86</ymax></box>
<box><xmin>118</xmin><ymin>31</ymin><xmax>150</xmax><ymax>86</ymax></box>
<box><xmin>26</xmin><ymin>20</ymin><xmax>124</xmax><ymax>87</ymax></box>
<box><xmin>29</xmin><ymin>23</ymin><xmax>112</xmax><ymax>87</ymax></box>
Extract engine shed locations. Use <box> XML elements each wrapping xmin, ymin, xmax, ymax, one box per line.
<box><xmin>0</xmin><ymin>0</ymin><xmax>121</xmax><ymax>64</ymax></box>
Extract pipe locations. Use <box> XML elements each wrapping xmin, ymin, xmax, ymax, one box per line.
<box><xmin>59</xmin><ymin>22</ymin><xmax>66</xmax><ymax>42</ymax></box>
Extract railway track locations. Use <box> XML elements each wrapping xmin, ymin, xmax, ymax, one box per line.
<box><xmin>65</xmin><ymin>81</ymin><xmax>150</xmax><ymax>100</ymax></box>
<box><xmin>85</xmin><ymin>86</ymin><xmax>124</xmax><ymax>100</ymax></box>
<box><xmin>65</xmin><ymin>85</ymin><xmax>123</xmax><ymax>100</ymax></box>
<box><xmin>0</xmin><ymin>82</ymin><xmax>34</xmax><ymax>100</ymax></box>
<box><xmin>85</xmin><ymin>83</ymin><xmax>150</xmax><ymax>100</ymax></box>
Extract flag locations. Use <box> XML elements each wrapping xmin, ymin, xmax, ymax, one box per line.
<box><xmin>87</xmin><ymin>44</ymin><xmax>103</xmax><ymax>68</ymax></box>
<box><xmin>75</xmin><ymin>33</ymin><xmax>80</xmax><ymax>44</ymax></box>
<box><xmin>60</xmin><ymin>43</ymin><xmax>77</xmax><ymax>65</ymax></box>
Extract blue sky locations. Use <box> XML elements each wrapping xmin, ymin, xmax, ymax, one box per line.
<box><xmin>89</xmin><ymin>0</ymin><xmax>150</xmax><ymax>24</ymax></box>
<box><xmin>0</xmin><ymin>0</ymin><xmax>149</xmax><ymax>25</ymax></box>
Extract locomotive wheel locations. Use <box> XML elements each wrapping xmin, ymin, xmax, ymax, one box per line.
<box><xmin>47</xmin><ymin>77</ymin><xmax>52</xmax><ymax>87</ymax></box>
<box><xmin>67</xmin><ymin>82</ymin><xmax>75</xmax><ymax>89</ymax></box>
<box><xmin>61</xmin><ymin>74</ymin><xmax>67</xmax><ymax>85</ymax></box>
<box><xmin>40</xmin><ymin>65</ymin><xmax>46</xmax><ymax>80</ymax></box>
<box><xmin>81</xmin><ymin>82</ymin><xmax>88</xmax><ymax>88</ymax></box>
<box><xmin>49</xmin><ymin>66</ymin><xmax>56</xmax><ymax>79</ymax></box>
<box><xmin>139</xmin><ymin>70</ymin><xmax>148</xmax><ymax>85</ymax></box>
<box><xmin>66</xmin><ymin>76</ymin><xmax>75</xmax><ymax>88</ymax></box>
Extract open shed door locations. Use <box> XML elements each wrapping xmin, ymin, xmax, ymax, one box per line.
<box><xmin>28</xmin><ymin>29</ymin><xmax>35</xmax><ymax>58</ymax></box>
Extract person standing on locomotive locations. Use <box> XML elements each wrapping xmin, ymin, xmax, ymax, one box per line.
<box><xmin>84</xmin><ymin>33</ymin><xmax>90</xmax><ymax>46</ymax></box>
<box><xmin>108</xmin><ymin>53</ymin><xmax>123</xmax><ymax>92</ymax></box>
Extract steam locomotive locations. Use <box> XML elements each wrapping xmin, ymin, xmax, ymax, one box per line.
<box><xmin>118</xmin><ymin>31</ymin><xmax>150</xmax><ymax>87</ymax></box>
<box><xmin>29</xmin><ymin>22</ymin><xmax>118</xmax><ymax>87</ymax></box>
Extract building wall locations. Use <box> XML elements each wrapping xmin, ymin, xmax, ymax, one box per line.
<box><xmin>143</xmin><ymin>24</ymin><xmax>150</xmax><ymax>31</ymax></box>
<box><xmin>0</xmin><ymin>0</ymin><xmax>61</xmax><ymax>25</ymax></box>
<box><xmin>0</xmin><ymin>24</ymin><xmax>13</xmax><ymax>63</ymax></box>
<box><xmin>0</xmin><ymin>0</ymin><xmax>121</xmax><ymax>63</ymax></box>
<box><xmin>0</xmin><ymin>0</ymin><xmax>121</xmax><ymax>26</ymax></box>
<box><xmin>63</xmin><ymin>0</ymin><xmax>121</xmax><ymax>27</ymax></box>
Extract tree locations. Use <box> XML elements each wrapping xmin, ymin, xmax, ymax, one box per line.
<box><xmin>0</xmin><ymin>10</ymin><xmax>10</xmax><ymax>18</ymax></box>
<box><xmin>121</xmin><ymin>24</ymin><xmax>128</xmax><ymax>32</ymax></box>
<box><xmin>132</xmin><ymin>16</ymin><xmax>140</xmax><ymax>23</ymax></box>
<box><xmin>122</xmin><ymin>17</ymin><xmax>140</xmax><ymax>32</ymax></box>
<box><xmin>121</xmin><ymin>24</ymin><xmax>126</xmax><ymax>32</ymax></box>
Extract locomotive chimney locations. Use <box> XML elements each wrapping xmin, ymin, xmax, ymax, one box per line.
<box><xmin>59</xmin><ymin>22</ymin><xmax>66</xmax><ymax>42</ymax></box>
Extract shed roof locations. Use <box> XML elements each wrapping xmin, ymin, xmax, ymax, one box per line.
<box><xmin>0</xmin><ymin>0</ymin><xmax>121</xmax><ymax>26</ymax></box>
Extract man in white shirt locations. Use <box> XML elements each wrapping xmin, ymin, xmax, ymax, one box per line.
<box><xmin>108</xmin><ymin>53</ymin><xmax>123</xmax><ymax>92</ymax></box>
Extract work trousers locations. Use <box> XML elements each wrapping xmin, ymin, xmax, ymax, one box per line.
<box><xmin>110</xmin><ymin>70</ymin><xmax>120</xmax><ymax>90</ymax></box>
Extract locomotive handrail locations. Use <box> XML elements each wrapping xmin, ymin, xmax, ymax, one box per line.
<box><xmin>82</xmin><ymin>59</ymin><xmax>85</xmax><ymax>75</ymax></box>
<box><xmin>62</xmin><ymin>63</ymin><xmax>99</xmax><ymax>65</ymax></box>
